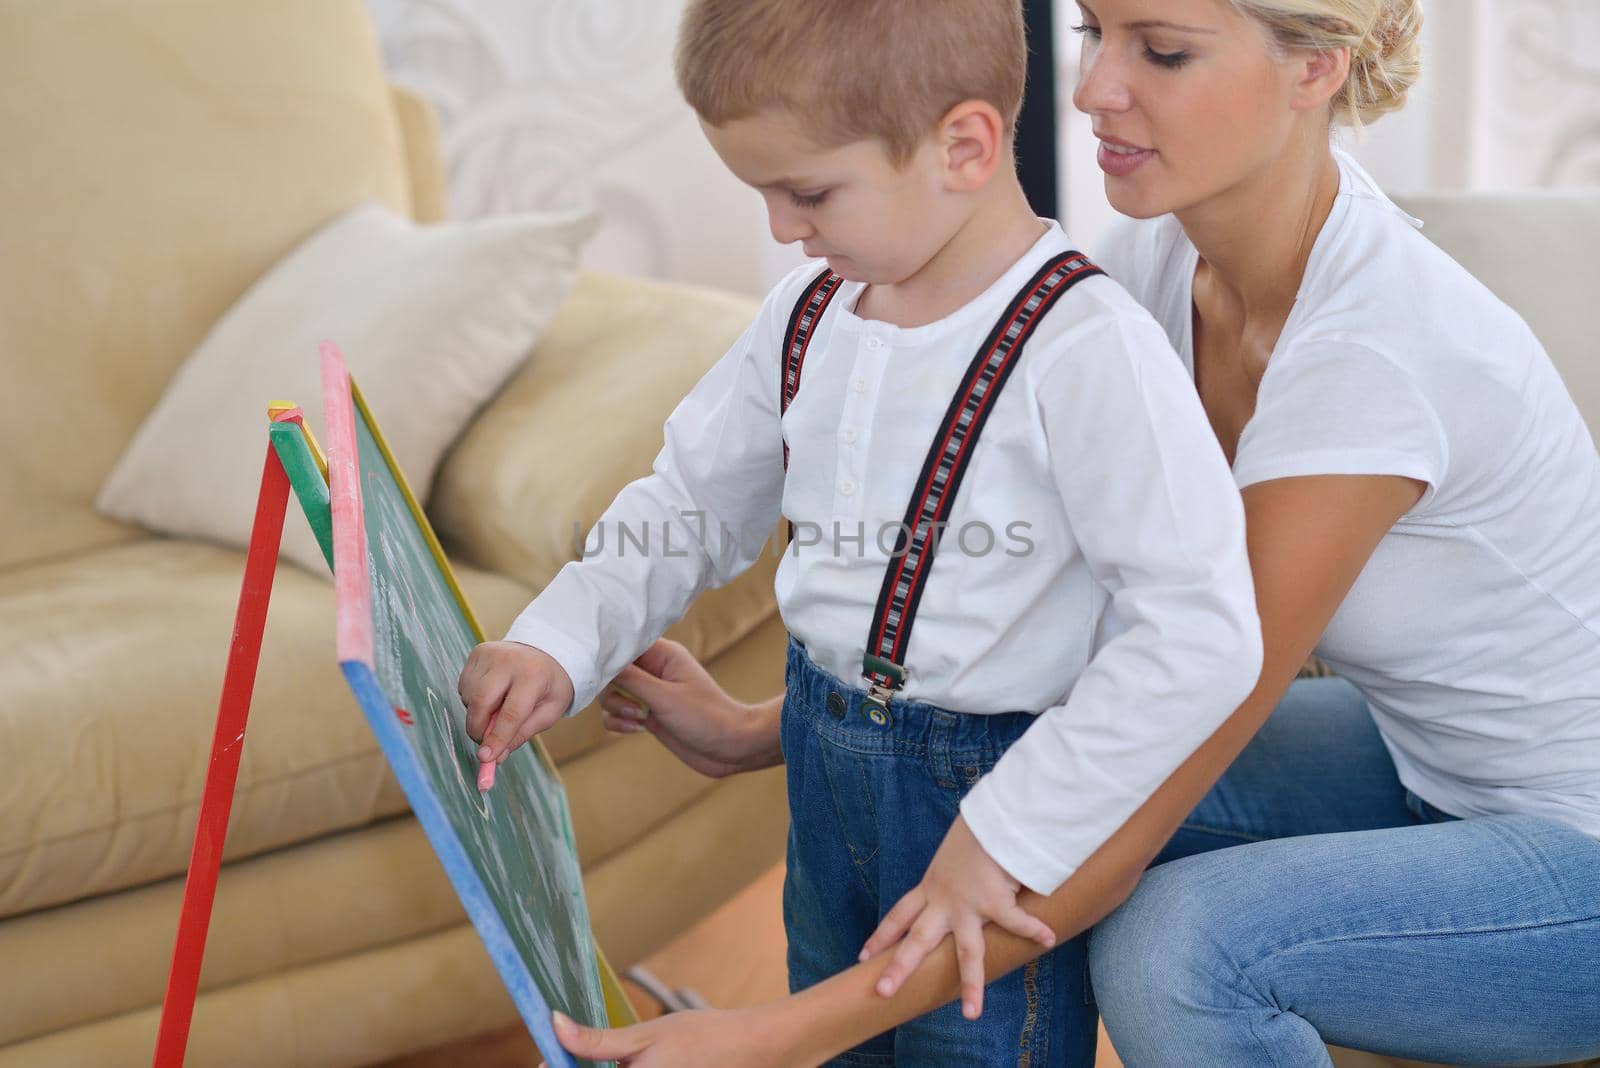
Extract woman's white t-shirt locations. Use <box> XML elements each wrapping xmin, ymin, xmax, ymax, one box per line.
<box><xmin>1095</xmin><ymin>148</ymin><xmax>1600</xmax><ymax>838</ymax></box>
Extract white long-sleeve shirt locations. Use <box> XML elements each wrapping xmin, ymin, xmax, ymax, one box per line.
<box><xmin>508</xmin><ymin>221</ymin><xmax>1262</xmax><ymax>894</ymax></box>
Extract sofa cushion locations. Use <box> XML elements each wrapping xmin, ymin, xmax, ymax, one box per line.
<box><xmin>0</xmin><ymin>538</ymin><xmax>536</xmax><ymax>920</ymax></box>
<box><xmin>0</xmin><ymin>0</ymin><xmax>411</xmax><ymax>571</ymax></box>
<box><xmin>95</xmin><ymin>202</ymin><xmax>595</xmax><ymax>575</ymax></box>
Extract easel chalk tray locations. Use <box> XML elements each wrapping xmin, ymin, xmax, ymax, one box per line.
<box><xmin>152</xmin><ymin>342</ymin><xmax>631</xmax><ymax>1068</ymax></box>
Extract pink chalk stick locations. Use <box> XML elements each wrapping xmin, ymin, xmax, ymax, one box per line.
<box><xmin>478</xmin><ymin>710</ymin><xmax>498</xmax><ymax>792</ymax></box>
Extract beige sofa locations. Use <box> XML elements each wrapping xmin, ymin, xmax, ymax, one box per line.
<box><xmin>0</xmin><ymin>3</ymin><xmax>788</xmax><ymax>1065</ymax></box>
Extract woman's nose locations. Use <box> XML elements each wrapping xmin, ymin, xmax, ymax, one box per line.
<box><xmin>1072</xmin><ymin>44</ymin><xmax>1133</xmax><ymax>116</ymax></box>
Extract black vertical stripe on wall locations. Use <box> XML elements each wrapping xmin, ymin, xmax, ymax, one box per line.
<box><xmin>1017</xmin><ymin>0</ymin><xmax>1058</xmax><ymax>220</ymax></box>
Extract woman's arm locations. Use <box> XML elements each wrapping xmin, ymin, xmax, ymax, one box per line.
<box><xmin>558</xmin><ymin>472</ymin><xmax>1423</xmax><ymax>1067</ymax></box>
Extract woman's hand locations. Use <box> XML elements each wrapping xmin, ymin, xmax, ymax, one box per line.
<box><xmin>599</xmin><ymin>638</ymin><xmax>784</xmax><ymax>778</ymax></box>
<box><xmin>545</xmin><ymin>1006</ymin><xmax>812</xmax><ymax>1068</ymax></box>
<box><xmin>857</xmin><ymin>815</ymin><xmax>1055</xmax><ymax>1020</ymax></box>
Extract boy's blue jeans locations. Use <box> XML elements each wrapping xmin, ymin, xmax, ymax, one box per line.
<box><xmin>780</xmin><ymin>637</ymin><xmax>1098</xmax><ymax>1067</ymax></box>
<box><xmin>1092</xmin><ymin>676</ymin><xmax>1600</xmax><ymax>1066</ymax></box>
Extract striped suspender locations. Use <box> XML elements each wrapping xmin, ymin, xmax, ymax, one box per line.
<box><xmin>860</xmin><ymin>251</ymin><xmax>1103</xmax><ymax>713</ymax></box>
<box><xmin>779</xmin><ymin>251</ymin><xmax>1104</xmax><ymax>717</ymax></box>
<box><xmin>780</xmin><ymin>267</ymin><xmax>846</xmax><ymax>469</ymax></box>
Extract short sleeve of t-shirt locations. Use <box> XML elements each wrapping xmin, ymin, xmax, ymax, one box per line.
<box><xmin>1233</xmin><ymin>341</ymin><xmax>1450</xmax><ymax>504</ymax></box>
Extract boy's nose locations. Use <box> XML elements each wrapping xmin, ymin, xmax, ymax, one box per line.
<box><xmin>766</xmin><ymin>201</ymin><xmax>814</xmax><ymax>246</ymax></box>
<box><xmin>1072</xmin><ymin>46</ymin><xmax>1133</xmax><ymax>115</ymax></box>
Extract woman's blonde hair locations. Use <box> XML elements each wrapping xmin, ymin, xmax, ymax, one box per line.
<box><xmin>1230</xmin><ymin>0</ymin><xmax>1422</xmax><ymax>128</ymax></box>
<box><xmin>675</xmin><ymin>0</ymin><xmax>1027</xmax><ymax>166</ymax></box>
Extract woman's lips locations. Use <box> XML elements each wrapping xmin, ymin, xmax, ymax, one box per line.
<box><xmin>1097</xmin><ymin>139</ymin><xmax>1156</xmax><ymax>177</ymax></box>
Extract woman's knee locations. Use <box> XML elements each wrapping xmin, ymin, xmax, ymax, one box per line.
<box><xmin>1090</xmin><ymin>860</ymin><xmax>1223</xmax><ymax>1016</ymax></box>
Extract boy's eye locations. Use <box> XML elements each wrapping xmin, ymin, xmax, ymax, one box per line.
<box><xmin>789</xmin><ymin>190</ymin><xmax>829</xmax><ymax>209</ymax></box>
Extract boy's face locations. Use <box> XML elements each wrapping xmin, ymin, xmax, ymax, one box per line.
<box><xmin>702</xmin><ymin>110</ymin><xmax>961</xmax><ymax>286</ymax></box>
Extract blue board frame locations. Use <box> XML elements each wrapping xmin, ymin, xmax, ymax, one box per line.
<box><xmin>340</xmin><ymin>660</ymin><xmax>576</xmax><ymax>1068</ymax></box>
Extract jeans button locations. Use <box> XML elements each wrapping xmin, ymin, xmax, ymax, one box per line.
<box><xmin>826</xmin><ymin>692</ymin><xmax>847</xmax><ymax>719</ymax></box>
<box><xmin>864</xmin><ymin>702</ymin><xmax>891</xmax><ymax>728</ymax></box>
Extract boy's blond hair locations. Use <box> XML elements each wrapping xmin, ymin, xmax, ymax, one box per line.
<box><xmin>675</xmin><ymin>0</ymin><xmax>1026</xmax><ymax>167</ymax></box>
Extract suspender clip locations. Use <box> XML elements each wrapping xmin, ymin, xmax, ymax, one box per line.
<box><xmin>861</xmin><ymin>654</ymin><xmax>906</xmax><ymax>724</ymax></box>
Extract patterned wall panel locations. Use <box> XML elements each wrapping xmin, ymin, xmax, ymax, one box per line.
<box><xmin>1480</xmin><ymin>0</ymin><xmax>1600</xmax><ymax>187</ymax></box>
<box><xmin>368</xmin><ymin>0</ymin><xmax>1599</xmax><ymax>294</ymax></box>
<box><xmin>367</xmin><ymin>0</ymin><xmax>807</xmax><ymax>297</ymax></box>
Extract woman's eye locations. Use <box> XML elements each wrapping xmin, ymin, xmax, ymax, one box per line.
<box><xmin>789</xmin><ymin>190</ymin><xmax>828</xmax><ymax>209</ymax></box>
<box><xmin>1145</xmin><ymin>46</ymin><xmax>1190</xmax><ymax>68</ymax></box>
<box><xmin>1071</xmin><ymin>22</ymin><xmax>1102</xmax><ymax>40</ymax></box>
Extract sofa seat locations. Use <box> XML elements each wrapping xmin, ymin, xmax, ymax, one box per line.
<box><xmin>0</xmin><ymin>537</ymin><xmax>531</xmax><ymax>920</ymax></box>
<box><xmin>0</xmin><ymin>529</ymin><xmax>776</xmax><ymax>915</ymax></box>
<box><xmin>0</xmin><ymin>748</ymin><xmax>788</xmax><ymax>1065</ymax></box>
<box><xmin>0</xmin><ymin>538</ymin><xmax>790</xmax><ymax>1060</ymax></box>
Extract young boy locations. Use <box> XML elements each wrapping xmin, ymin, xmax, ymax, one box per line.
<box><xmin>460</xmin><ymin>0</ymin><xmax>1261</xmax><ymax>1062</ymax></box>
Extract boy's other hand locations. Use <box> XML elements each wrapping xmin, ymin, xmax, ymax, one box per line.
<box><xmin>858</xmin><ymin>815</ymin><xmax>1056</xmax><ymax>1020</ymax></box>
<box><xmin>458</xmin><ymin>641</ymin><xmax>575</xmax><ymax>764</ymax></box>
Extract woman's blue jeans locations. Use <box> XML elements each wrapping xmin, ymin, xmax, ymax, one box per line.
<box><xmin>1090</xmin><ymin>676</ymin><xmax>1600</xmax><ymax>1067</ymax></box>
<box><xmin>781</xmin><ymin>637</ymin><xmax>1098</xmax><ymax>1066</ymax></box>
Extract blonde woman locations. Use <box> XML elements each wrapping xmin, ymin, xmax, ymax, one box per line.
<box><xmin>549</xmin><ymin>0</ymin><xmax>1600</xmax><ymax>1063</ymax></box>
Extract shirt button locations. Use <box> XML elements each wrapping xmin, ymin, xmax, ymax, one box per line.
<box><xmin>851</xmin><ymin>379</ymin><xmax>867</xmax><ymax>393</ymax></box>
<box><xmin>841</xmin><ymin>428</ymin><xmax>858</xmax><ymax>444</ymax></box>
<box><xmin>839</xmin><ymin>479</ymin><xmax>857</xmax><ymax>495</ymax></box>
<box><xmin>866</xmin><ymin>337</ymin><xmax>883</xmax><ymax>351</ymax></box>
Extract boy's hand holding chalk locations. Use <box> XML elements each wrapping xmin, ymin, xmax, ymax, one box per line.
<box><xmin>458</xmin><ymin>641</ymin><xmax>576</xmax><ymax>791</ymax></box>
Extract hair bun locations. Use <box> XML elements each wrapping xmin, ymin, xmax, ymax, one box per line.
<box><xmin>1345</xmin><ymin>0</ymin><xmax>1422</xmax><ymax>126</ymax></box>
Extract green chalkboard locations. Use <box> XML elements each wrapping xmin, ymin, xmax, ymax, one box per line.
<box><xmin>273</xmin><ymin>383</ymin><xmax>625</xmax><ymax>1068</ymax></box>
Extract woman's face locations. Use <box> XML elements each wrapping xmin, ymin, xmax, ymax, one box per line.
<box><xmin>1070</xmin><ymin>0</ymin><xmax>1309</xmax><ymax>219</ymax></box>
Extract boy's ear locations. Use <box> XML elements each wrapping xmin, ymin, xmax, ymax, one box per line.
<box><xmin>937</xmin><ymin>100</ymin><xmax>1008</xmax><ymax>192</ymax></box>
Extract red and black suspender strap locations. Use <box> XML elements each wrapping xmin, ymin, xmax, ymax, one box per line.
<box><xmin>780</xmin><ymin>267</ymin><xmax>846</xmax><ymax>470</ymax></box>
<box><xmin>775</xmin><ymin>251</ymin><xmax>1104</xmax><ymax>711</ymax></box>
<box><xmin>860</xmin><ymin>250</ymin><xmax>1103</xmax><ymax>712</ymax></box>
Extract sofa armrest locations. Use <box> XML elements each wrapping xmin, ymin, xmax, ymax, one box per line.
<box><xmin>390</xmin><ymin>85</ymin><xmax>448</xmax><ymax>224</ymax></box>
<box><xmin>430</xmin><ymin>269</ymin><xmax>781</xmax><ymax>665</ymax></box>
<box><xmin>1392</xmin><ymin>188</ymin><xmax>1600</xmax><ymax>439</ymax></box>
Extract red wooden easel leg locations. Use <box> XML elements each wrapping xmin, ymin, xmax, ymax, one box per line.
<box><xmin>152</xmin><ymin>443</ymin><xmax>290</xmax><ymax>1067</ymax></box>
